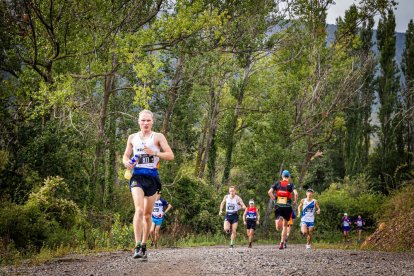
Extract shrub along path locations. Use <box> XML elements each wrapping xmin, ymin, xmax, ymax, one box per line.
<box><xmin>2</xmin><ymin>244</ymin><xmax>414</xmax><ymax>275</ymax></box>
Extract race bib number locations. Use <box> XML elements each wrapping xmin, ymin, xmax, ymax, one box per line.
<box><xmin>227</xmin><ymin>205</ymin><xmax>235</xmax><ymax>211</ymax></box>
<box><xmin>153</xmin><ymin>207</ymin><xmax>159</xmax><ymax>212</ymax></box>
<box><xmin>277</xmin><ymin>197</ymin><xmax>287</xmax><ymax>204</ymax></box>
<box><xmin>138</xmin><ymin>154</ymin><xmax>154</xmax><ymax>165</ymax></box>
<box><xmin>305</xmin><ymin>207</ymin><xmax>314</xmax><ymax>213</ymax></box>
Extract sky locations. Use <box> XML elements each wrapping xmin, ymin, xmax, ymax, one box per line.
<box><xmin>326</xmin><ymin>0</ymin><xmax>414</xmax><ymax>33</ymax></box>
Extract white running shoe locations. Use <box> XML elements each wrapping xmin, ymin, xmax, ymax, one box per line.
<box><xmin>306</xmin><ymin>244</ymin><xmax>311</xmax><ymax>249</ymax></box>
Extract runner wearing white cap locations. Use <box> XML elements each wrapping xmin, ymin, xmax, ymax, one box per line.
<box><xmin>243</xmin><ymin>199</ymin><xmax>260</xmax><ymax>248</ymax></box>
<box><xmin>342</xmin><ymin>213</ymin><xmax>351</xmax><ymax>242</ymax></box>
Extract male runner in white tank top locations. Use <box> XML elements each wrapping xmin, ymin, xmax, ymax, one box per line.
<box><xmin>297</xmin><ymin>188</ymin><xmax>320</xmax><ymax>249</ymax></box>
<box><xmin>123</xmin><ymin>110</ymin><xmax>174</xmax><ymax>260</ymax></box>
<box><xmin>219</xmin><ymin>186</ymin><xmax>246</xmax><ymax>248</ymax></box>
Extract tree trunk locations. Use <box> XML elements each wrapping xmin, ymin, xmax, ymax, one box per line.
<box><xmin>161</xmin><ymin>56</ymin><xmax>185</xmax><ymax>136</ymax></box>
<box><xmin>262</xmin><ymin>199</ymin><xmax>274</xmax><ymax>231</ymax></box>
<box><xmin>408</xmin><ymin>84</ymin><xmax>414</xmax><ymax>168</ymax></box>
<box><xmin>91</xmin><ymin>73</ymin><xmax>115</xmax><ymax>205</ymax></box>
<box><xmin>198</xmin><ymin>83</ymin><xmax>221</xmax><ymax>179</ymax></box>
<box><xmin>222</xmin><ymin>60</ymin><xmax>251</xmax><ymax>184</ymax></box>
<box><xmin>104</xmin><ymin>96</ymin><xmax>117</xmax><ymax>208</ymax></box>
<box><xmin>194</xmin><ymin>121</ymin><xmax>208</xmax><ymax>177</ymax></box>
<box><xmin>298</xmin><ymin>135</ymin><xmax>315</xmax><ymax>186</ymax></box>
<box><xmin>207</xmin><ymin>133</ymin><xmax>217</xmax><ymax>185</ymax></box>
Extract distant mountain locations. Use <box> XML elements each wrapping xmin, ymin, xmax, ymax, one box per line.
<box><xmin>327</xmin><ymin>24</ymin><xmax>406</xmax><ymax>66</ymax></box>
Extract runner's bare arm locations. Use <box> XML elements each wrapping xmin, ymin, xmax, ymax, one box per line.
<box><xmin>122</xmin><ymin>134</ymin><xmax>134</xmax><ymax>169</ymax></box>
<box><xmin>165</xmin><ymin>204</ymin><xmax>172</xmax><ymax>214</ymax></box>
<box><xmin>152</xmin><ymin>133</ymin><xmax>174</xmax><ymax>160</ymax></box>
<box><xmin>257</xmin><ymin>208</ymin><xmax>260</xmax><ymax>223</ymax></box>
<box><xmin>238</xmin><ymin>197</ymin><xmax>247</xmax><ymax>209</ymax></box>
<box><xmin>293</xmin><ymin>189</ymin><xmax>298</xmax><ymax>205</ymax></box>
<box><xmin>219</xmin><ymin>196</ymin><xmax>226</xmax><ymax>215</ymax></box>
<box><xmin>297</xmin><ymin>199</ymin><xmax>304</xmax><ymax>216</ymax></box>
<box><xmin>243</xmin><ymin>209</ymin><xmax>247</xmax><ymax>223</ymax></box>
<box><xmin>268</xmin><ymin>188</ymin><xmax>275</xmax><ymax>200</ymax></box>
<box><xmin>315</xmin><ymin>200</ymin><xmax>321</xmax><ymax>214</ymax></box>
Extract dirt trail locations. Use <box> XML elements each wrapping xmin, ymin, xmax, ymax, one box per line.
<box><xmin>2</xmin><ymin>244</ymin><xmax>414</xmax><ymax>275</ymax></box>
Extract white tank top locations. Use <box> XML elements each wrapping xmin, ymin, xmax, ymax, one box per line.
<box><xmin>225</xmin><ymin>195</ymin><xmax>240</xmax><ymax>214</ymax></box>
<box><xmin>131</xmin><ymin>132</ymin><xmax>160</xmax><ymax>169</ymax></box>
<box><xmin>301</xmin><ymin>199</ymin><xmax>316</xmax><ymax>223</ymax></box>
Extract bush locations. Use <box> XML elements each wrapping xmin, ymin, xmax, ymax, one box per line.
<box><xmin>0</xmin><ymin>200</ymin><xmax>49</xmax><ymax>250</ymax></box>
<box><xmin>374</xmin><ymin>181</ymin><xmax>414</xmax><ymax>221</ymax></box>
<box><xmin>26</xmin><ymin>176</ymin><xmax>81</xmax><ymax>229</ymax></box>
<box><xmin>316</xmin><ymin>176</ymin><xmax>384</xmax><ymax>239</ymax></box>
<box><xmin>110</xmin><ymin>213</ymin><xmax>134</xmax><ymax>248</ymax></box>
<box><xmin>168</xmin><ymin>175</ymin><xmax>221</xmax><ymax>235</ymax></box>
<box><xmin>0</xmin><ymin>176</ymin><xmax>83</xmax><ymax>257</ymax></box>
<box><xmin>362</xmin><ymin>182</ymin><xmax>414</xmax><ymax>251</ymax></box>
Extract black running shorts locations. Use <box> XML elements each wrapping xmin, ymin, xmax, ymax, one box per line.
<box><xmin>274</xmin><ymin>205</ymin><xmax>292</xmax><ymax>221</ymax></box>
<box><xmin>129</xmin><ymin>174</ymin><xmax>161</xmax><ymax>196</ymax></box>
<box><xmin>225</xmin><ymin>213</ymin><xmax>239</xmax><ymax>225</ymax></box>
<box><xmin>246</xmin><ymin>220</ymin><xmax>256</xmax><ymax>230</ymax></box>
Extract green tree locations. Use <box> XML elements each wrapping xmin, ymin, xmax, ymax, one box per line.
<box><xmin>402</xmin><ymin>20</ymin><xmax>414</xmax><ymax>172</ymax></box>
<box><xmin>336</xmin><ymin>6</ymin><xmax>376</xmax><ymax>176</ymax></box>
<box><xmin>373</xmin><ymin>8</ymin><xmax>401</xmax><ymax>193</ymax></box>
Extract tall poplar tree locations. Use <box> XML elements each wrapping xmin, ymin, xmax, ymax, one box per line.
<box><xmin>402</xmin><ymin>20</ymin><xmax>414</xmax><ymax>171</ymax></box>
<box><xmin>336</xmin><ymin>5</ymin><xmax>375</xmax><ymax>176</ymax></box>
<box><xmin>374</xmin><ymin>8</ymin><xmax>400</xmax><ymax>192</ymax></box>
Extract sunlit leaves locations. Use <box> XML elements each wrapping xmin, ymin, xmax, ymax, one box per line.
<box><xmin>30</xmin><ymin>75</ymin><xmax>75</xmax><ymax>119</ymax></box>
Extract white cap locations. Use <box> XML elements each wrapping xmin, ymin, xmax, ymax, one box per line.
<box><xmin>249</xmin><ymin>200</ymin><xmax>254</xmax><ymax>204</ymax></box>
<box><xmin>344</xmin><ymin>213</ymin><xmax>348</xmax><ymax>216</ymax></box>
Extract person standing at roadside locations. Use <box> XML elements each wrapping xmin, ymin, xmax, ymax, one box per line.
<box><xmin>297</xmin><ymin>188</ymin><xmax>320</xmax><ymax>249</ymax></box>
<box><xmin>268</xmin><ymin>170</ymin><xmax>298</xmax><ymax>250</ymax></box>
<box><xmin>243</xmin><ymin>199</ymin><xmax>260</xmax><ymax>248</ymax></box>
<box><xmin>219</xmin><ymin>186</ymin><xmax>247</xmax><ymax>248</ymax></box>
<box><xmin>123</xmin><ymin>110</ymin><xmax>174</xmax><ymax>260</ymax></box>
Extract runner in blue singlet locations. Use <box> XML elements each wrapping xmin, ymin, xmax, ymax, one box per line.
<box><xmin>150</xmin><ymin>192</ymin><xmax>172</xmax><ymax>248</ymax></box>
<box><xmin>297</xmin><ymin>188</ymin><xmax>320</xmax><ymax>249</ymax></box>
<box><xmin>219</xmin><ymin>186</ymin><xmax>246</xmax><ymax>248</ymax></box>
<box><xmin>342</xmin><ymin>213</ymin><xmax>351</xmax><ymax>243</ymax></box>
<box><xmin>123</xmin><ymin>110</ymin><xmax>174</xmax><ymax>260</ymax></box>
<box><xmin>354</xmin><ymin>215</ymin><xmax>365</xmax><ymax>243</ymax></box>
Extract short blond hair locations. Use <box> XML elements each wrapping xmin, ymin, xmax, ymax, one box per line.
<box><xmin>139</xmin><ymin>109</ymin><xmax>154</xmax><ymax>119</ymax></box>
<box><xmin>229</xmin><ymin>186</ymin><xmax>236</xmax><ymax>190</ymax></box>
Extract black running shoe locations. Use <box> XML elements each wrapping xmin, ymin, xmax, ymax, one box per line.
<box><xmin>248</xmin><ymin>242</ymin><xmax>252</xmax><ymax>248</ymax></box>
<box><xmin>284</xmin><ymin>242</ymin><xmax>287</xmax><ymax>249</ymax></box>
<box><xmin>141</xmin><ymin>252</ymin><xmax>148</xmax><ymax>261</ymax></box>
<box><xmin>138</xmin><ymin>244</ymin><xmax>147</xmax><ymax>261</ymax></box>
<box><xmin>133</xmin><ymin>244</ymin><xmax>141</xmax><ymax>259</ymax></box>
<box><xmin>150</xmin><ymin>240</ymin><xmax>154</xmax><ymax>247</ymax></box>
<box><xmin>230</xmin><ymin>244</ymin><xmax>234</xmax><ymax>249</ymax></box>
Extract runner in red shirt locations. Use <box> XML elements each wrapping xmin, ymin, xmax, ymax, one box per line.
<box><xmin>243</xmin><ymin>199</ymin><xmax>260</xmax><ymax>248</ymax></box>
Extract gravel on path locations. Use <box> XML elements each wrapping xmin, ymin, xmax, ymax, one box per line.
<box><xmin>2</xmin><ymin>244</ymin><xmax>414</xmax><ymax>275</ymax></box>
